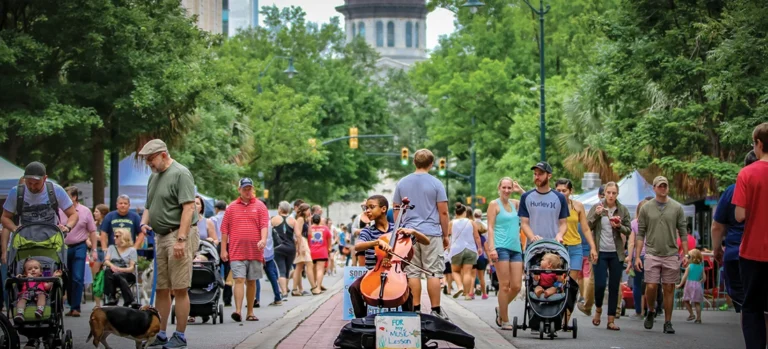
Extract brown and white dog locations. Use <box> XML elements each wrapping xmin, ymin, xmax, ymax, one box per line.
<box><xmin>87</xmin><ymin>305</ymin><xmax>161</xmax><ymax>349</ymax></box>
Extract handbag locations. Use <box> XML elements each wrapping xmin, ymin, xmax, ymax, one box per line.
<box><xmin>92</xmin><ymin>270</ymin><xmax>105</xmax><ymax>298</ymax></box>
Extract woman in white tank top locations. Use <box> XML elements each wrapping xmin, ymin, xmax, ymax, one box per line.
<box><xmin>448</xmin><ymin>203</ymin><xmax>483</xmax><ymax>300</ymax></box>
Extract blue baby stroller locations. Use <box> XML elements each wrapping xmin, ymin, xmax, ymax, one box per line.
<box><xmin>512</xmin><ymin>239</ymin><xmax>576</xmax><ymax>340</ymax></box>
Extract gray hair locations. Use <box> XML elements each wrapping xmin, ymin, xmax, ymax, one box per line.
<box><xmin>117</xmin><ymin>194</ymin><xmax>131</xmax><ymax>203</ymax></box>
<box><xmin>278</xmin><ymin>201</ymin><xmax>291</xmax><ymax>214</ymax></box>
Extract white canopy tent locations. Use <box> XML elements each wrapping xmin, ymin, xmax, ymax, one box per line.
<box><xmin>572</xmin><ymin>170</ymin><xmax>696</xmax><ymax>219</ymax></box>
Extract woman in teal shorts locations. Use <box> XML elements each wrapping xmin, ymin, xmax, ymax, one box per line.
<box><xmin>487</xmin><ymin>177</ymin><xmax>525</xmax><ymax>330</ymax></box>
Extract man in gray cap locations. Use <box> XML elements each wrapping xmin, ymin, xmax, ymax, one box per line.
<box><xmin>139</xmin><ymin>139</ymin><xmax>199</xmax><ymax>349</ymax></box>
<box><xmin>1</xmin><ymin>162</ymin><xmax>79</xmax><ymax>260</ymax></box>
<box><xmin>635</xmin><ymin>175</ymin><xmax>688</xmax><ymax>335</ymax></box>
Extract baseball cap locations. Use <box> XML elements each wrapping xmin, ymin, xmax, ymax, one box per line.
<box><xmin>653</xmin><ymin>176</ymin><xmax>669</xmax><ymax>187</ymax></box>
<box><xmin>24</xmin><ymin>162</ymin><xmax>47</xmax><ymax>180</ymax></box>
<box><xmin>138</xmin><ymin>139</ymin><xmax>168</xmax><ymax>156</ymax></box>
<box><xmin>530</xmin><ymin>161</ymin><xmax>553</xmax><ymax>174</ymax></box>
<box><xmin>239</xmin><ymin>178</ymin><xmax>254</xmax><ymax>188</ymax></box>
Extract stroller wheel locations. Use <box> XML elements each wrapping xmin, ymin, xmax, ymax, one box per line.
<box><xmin>572</xmin><ymin>318</ymin><xmax>578</xmax><ymax>339</ymax></box>
<box><xmin>512</xmin><ymin>317</ymin><xmax>518</xmax><ymax>338</ymax></box>
<box><xmin>539</xmin><ymin>323</ymin><xmax>544</xmax><ymax>340</ymax></box>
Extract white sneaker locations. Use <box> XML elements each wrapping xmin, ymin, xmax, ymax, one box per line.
<box><xmin>431</xmin><ymin>310</ymin><xmax>450</xmax><ymax>322</ymax></box>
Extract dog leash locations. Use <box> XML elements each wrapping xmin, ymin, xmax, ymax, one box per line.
<box><xmin>148</xmin><ymin>229</ymin><xmax>157</xmax><ymax>306</ymax></box>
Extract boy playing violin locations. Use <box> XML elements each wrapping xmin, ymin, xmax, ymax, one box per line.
<box><xmin>347</xmin><ymin>195</ymin><xmax>430</xmax><ymax>318</ymax></box>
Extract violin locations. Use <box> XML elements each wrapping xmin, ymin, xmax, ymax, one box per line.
<box><xmin>360</xmin><ymin>198</ymin><xmax>434</xmax><ymax>309</ymax></box>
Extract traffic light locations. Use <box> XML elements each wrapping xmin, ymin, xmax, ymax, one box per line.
<box><xmin>349</xmin><ymin>127</ymin><xmax>358</xmax><ymax>149</ymax></box>
<box><xmin>438</xmin><ymin>157</ymin><xmax>446</xmax><ymax>176</ymax></box>
<box><xmin>401</xmin><ymin>147</ymin><xmax>409</xmax><ymax>166</ymax></box>
<box><xmin>263</xmin><ymin>189</ymin><xmax>269</xmax><ymax>199</ymax></box>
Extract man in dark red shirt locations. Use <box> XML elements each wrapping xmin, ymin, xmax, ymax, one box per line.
<box><xmin>733</xmin><ymin>122</ymin><xmax>768</xmax><ymax>349</ymax></box>
<box><xmin>221</xmin><ymin>178</ymin><xmax>269</xmax><ymax>322</ymax></box>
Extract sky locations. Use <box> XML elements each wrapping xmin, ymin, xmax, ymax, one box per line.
<box><xmin>260</xmin><ymin>0</ymin><xmax>457</xmax><ymax>51</ymax></box>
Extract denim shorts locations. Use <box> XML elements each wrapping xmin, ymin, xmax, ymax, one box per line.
<box><xmin>496</xmin><ymin>248</ymin><xmax>522</xmax><ymax>262</ymax></box>
<box><xmin>565</xmin><ymin>245</ymin><xmax>583</xmax><ymax>271</ymax></box>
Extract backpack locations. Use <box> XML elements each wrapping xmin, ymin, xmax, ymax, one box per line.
<box><xmin>334</xmin><ymin>313</ymin><xmax>475</xmax><ymax>349</ymax></box>
<box><xmin>14</xmin><ymin>182</ymin><xmax>59</xmax><ymax>225</ymax></box>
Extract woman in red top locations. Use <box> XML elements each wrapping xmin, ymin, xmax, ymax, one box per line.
<box><xmin>309</xmin><ymin>214</ymin><xmax>333</xmax><ymax>293</ymax></box>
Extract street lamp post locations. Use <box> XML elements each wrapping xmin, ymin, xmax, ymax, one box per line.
<box><xmin>462</xmin><ymin>0</ymin><xmax>550</xmax><ymax>162</ymax></box>
<box><xmin>256</xmin><ymin>56</ymin><xmax>298</xmax><ymax>94</ymax></box>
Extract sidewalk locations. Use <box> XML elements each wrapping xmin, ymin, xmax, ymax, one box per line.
<box><xmin>275</xmin><ymin>283</ymin><xmax>514</xmax><ymax>349</ymax></box>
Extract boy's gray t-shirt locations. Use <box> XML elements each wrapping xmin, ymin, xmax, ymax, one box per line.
<box><xmin>392</xmin><ymin>173</ymin><xmax>448</xmax><ymax>237</ymax></box>
<box><xmin>518</xmin><ymin>189</ymin><xmax>569</xmax><ymax>239</ymax></box>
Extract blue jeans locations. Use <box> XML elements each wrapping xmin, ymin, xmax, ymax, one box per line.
<box><xmin>594</xmin><ymin>251</ymin><xmax>622</xmax><ymax>317</ymax></box>
<box><xmin>256</xmin><ymin>259</ymin><xmax>282</xmax><ymax>303</ymax></box>
<box><xmin>66</xmin><ymin>242</ymin><xmax>87</xmax><ymax>311</ymax></box>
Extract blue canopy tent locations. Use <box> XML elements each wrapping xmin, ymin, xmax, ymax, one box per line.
<box><xmin>573</xmin><ymin>170</ymin><xmax>695</xmax><ymax>219</ymax></box>
<box><xmin>99</xmin><ymin>153</ymin><xmax>215</xmax><ymax>216</ymax></box>
<box><xmin>0</xmin><ymin>157</ymin><xmax>25</xmax><ymax>200</ymax></box>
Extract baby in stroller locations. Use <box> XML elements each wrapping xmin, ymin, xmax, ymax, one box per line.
<box><xmin>14</xmin><ymin>259</ymin><xmax>62</xmax><ymax>322</ymax></box>
<box><xmin>532</xmin><ymin>253</ymin><xmax>566</xmax><ymax>299</ymax></box>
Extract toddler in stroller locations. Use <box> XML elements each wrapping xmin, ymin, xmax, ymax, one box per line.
<box><xmin>14</xmin><ymin>259</ymin><xmax>62</xmax><ymax>323</ymax></box>
<box><xmin>180</xmin><ymin>239</ymin><xmax>225</xmax><ymax>325</ymax></box>
<box><xmin>5</xmin><ymin>223</ymin><xmax>73</xmax><ymax>349</ymax></box>
<box><xmin>532</xmin><ymin>253</ymin><xmax>566</xmax><ymax>299</ymax></box>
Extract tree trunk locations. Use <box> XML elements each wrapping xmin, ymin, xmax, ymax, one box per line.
<box><xmin>91</xmin><ymin>128</ymin><xmax>105</xmax><ymax>206</ymax></box>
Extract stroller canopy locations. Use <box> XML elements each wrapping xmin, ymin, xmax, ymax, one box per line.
<box><xmin>9</xmin><ymin>223</ymin><xmax>66</xmax><ymax>267</ymax></box>
<box><xmin>524</xmin><ymin>239</ymin><xmax>569</xmax><ymax>269</ymax></box>
<box><xmin>198</xmin><ymin>239</ymin><xmax>220</xmax><ymax>265</ymax></box>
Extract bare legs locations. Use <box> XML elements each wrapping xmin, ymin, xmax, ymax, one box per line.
<box><xmin>477</xmin><ymin>268</ymin><xmax>487</xmax><ymax>297</ymax></box>
<box><xmin>313</xmin><ymin>262</ymin><xmax>326</xmax><ymax>292</ymax></box>
<box><xmin>495</xmin><ymin>261</ymin><xmax>523</xmax><ymax>323</ymax></box>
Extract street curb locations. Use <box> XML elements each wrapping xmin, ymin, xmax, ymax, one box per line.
<box><xmin>441</xmin><ymin>296</ymin><xmax>518</xmax><ymax>349</ymax></box>
<box><xmin>234</xmin><ymin>277</ymin><xmax>344</xmax><ymax>349</ymax></box>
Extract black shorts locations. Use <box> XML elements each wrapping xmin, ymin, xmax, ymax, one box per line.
<box><xmin>724</xmin><ymin>260</ymin><xmax>744</xmax><ymax>312</ymax></box>
<box><xmin>474</xmin><ymin>258</ymin><xmax>488</xmax><ymax>271</ymax></box>
<box><xmin>313</xmin><ymin>258</ymin><xmax>328</xmax><ymax>264</ymax></box>
<box><xmin>444</xmin><ymin>262</ymin><xmax>452</xmax><ymax>275</ymax></box>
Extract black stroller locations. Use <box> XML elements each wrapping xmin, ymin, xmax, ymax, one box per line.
<box><xmin>4</xmin><ymin>223</ymin><xmax>72</xmax><ymax>348</ymax></box>
<box><xmin>171</xmin><ymin>239</ymin><xmax>224</xmax><ymax>324</ymax></box>
<box><xmin>512</xmin><ymin>239</ymin><xmax>576</xmax><ymax>340</ymax></box>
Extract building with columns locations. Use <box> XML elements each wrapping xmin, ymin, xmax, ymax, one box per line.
<box><xmin>336</xmin><ymin>0</ymin><xmax>427</xmax><ymax>69</ymax></box>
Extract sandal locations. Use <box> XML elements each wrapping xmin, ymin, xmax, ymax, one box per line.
<box><xmin>453</xmin><ymin>290</ymin><xmax>464</xmax><ymax>299</ymax></box>
<box><xmin>500</xmin><ymin>322</ymin><xmax>513</xmax><ymax>330</ymax></box>
<box><xmin>495</xmin><ymin>307</ymin><xmax>502</xmax><ymax>327</ymax></box>
<box><xmin>231</xmin><ymin>312</ymin><xmax>242</xmax><ymax>322</ymax></box>
<box><xmin>291</xmin><ymin>290</ymin><xmax>302</xmax><ymax>297</ymax></box>
<box><xmin>694</xmin><ymin>319</ymin><xmax>701</xmax><ymax>324</ymax></box>
<box><xmin>320</xmin><ymin>286</ymin><xmax>327</xmax><ymax>292</ymax></box>
<box><xmin>246</xmin><ymin>315</ymin><xmax>259</xmax><ymax>321</ymax></box>
<box><xmin>592</xmin><ymin>308</ymin><xmax>602</xmax><ymax>327</ymax></box>
<box><xmin>187</xmin><ymin>317</ymin><xmax>196</xmax><ymax>323</ymax></box>
<box><xmin>311</xmin><ymin>287</ymin><xmax>322</xmax><ymax>295</ymax></box>
<box><xmin>606</xmin><ymin>322</ymin><xmax>620</xmax><ymax>331</ymax></box>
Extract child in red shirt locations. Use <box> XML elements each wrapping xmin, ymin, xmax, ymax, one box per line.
<box><xmin>533</xmin><ymin>253</ymin><xmax>566</xmax><ymax>299</ymax></box>
<box><xmin>309</xmin><ymin>214</ymin><xmax>332</xmax><ymax>293</ymax></box>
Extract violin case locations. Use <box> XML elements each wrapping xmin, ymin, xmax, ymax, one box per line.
<box><xmin>334</xmin><ymin>312</ymin><xmax>475</xmax><ymax>349</ymax></box>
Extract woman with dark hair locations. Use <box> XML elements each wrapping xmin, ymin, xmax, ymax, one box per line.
<box><xmin>63</xmin><ymin>186</ymin><xmax>98</xmax><ymax>317</ymax></box>
<box><xmin>90</xmin><ymin>203</ymin><xmax>109</xmax><ymax>308</ymax></box>
<box><xmin>194</xmin><ymin>195</ymin><xmax>217</xmax><ymax>244</ymax></box>
<box><xmin>448</xmin><ymin>203</ymin><xmax>482</xmax><ymax>300</ymax></box>
<box><xmin>309</xmin><ymin>214</ymin><xmax>332</xmax><ymax>294</ymax></box>
<box><xmin>587</xmin><ymin>181</ymin><xmax>631</xmax><ymax>331</ymax></box>
<box><xmin>292</xmin><ymin>204</ymin><xmax>316</xmax><ymax>296</ymax></box>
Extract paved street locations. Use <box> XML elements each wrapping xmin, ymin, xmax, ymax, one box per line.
<box><xmin>447</xmin><ymin>290</ymin><xmax>742</xmax><ymax>349</ymax></box>
<box><xmin>53</xmin><ymin>272</ymin><xmax>343</xmax><ymax>349</ymax></box>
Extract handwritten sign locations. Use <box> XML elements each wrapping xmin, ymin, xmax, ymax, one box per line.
<box><xmin>342</xmin><ymin>267</ymin><xmax>402</xmax><ymax>320</ymax></box>
<box><xmin>376</xmin><ymin>312</ymin><xmax>421</xmax><ymax>349</ymax></box>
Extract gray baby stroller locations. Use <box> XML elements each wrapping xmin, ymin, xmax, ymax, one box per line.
<box><xmin>171</xmin><ymin>239</ymin><xmax>224</xmax><ymax>325</ymax></box>
<box><xmin>512</xmin><ymin>239</ymin><xmax>576</xmax><ymax>340</ymax></box>
<box><xmin>4</xmin><ymin>223</ymin><xmax>72</xmax><ymax>349</ymax></box>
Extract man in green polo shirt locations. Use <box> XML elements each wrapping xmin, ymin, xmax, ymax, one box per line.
<box><xmin>139</xmin><ymin>139</ymin><xmax>199</xmax><ymax>349</ymax></box>
<box><xmin>635</xmin><ymin>176</ymin><xmax>688</xmax><ymax>335</ymax></box>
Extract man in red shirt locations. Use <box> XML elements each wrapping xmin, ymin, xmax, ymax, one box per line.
<box><xmin>733</xmin><ymin>122</ymin><xmax>768</xmax><ymax>349</ymax></box>
<box><xmin>221</xmin><ymin>178</ymin><xmax>269</xmax><ymax>322</ymax></box>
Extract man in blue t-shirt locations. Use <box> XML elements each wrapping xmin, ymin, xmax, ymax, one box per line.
<box><xmin>100</xmin><ymin>195</ymin><xmax>143</xmax><ymax>250</ymax></box>
<box><xmin>519</xmin><ymin>162</ymin><xmax>570</xmax><ymax>243</ymax></box>
<box><xmin>712</xmin><ymin>150</ymin><xmax>758</xmax><ymax>313</ymax></box>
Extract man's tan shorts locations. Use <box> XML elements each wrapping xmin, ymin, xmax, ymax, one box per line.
<box><xmin>406</xmin><ymin>235</ymin><xmax>445</xmax><ymax>279</ymax></box>
<box><xmin>644</xmin><ymin>254</ymin><xmax>680</xmax><ymax>284</ymax></box>
<box><xmin>156</xmin><ymin>227</ymin><xmax>200</xmax><ymax>290</ymax></box>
